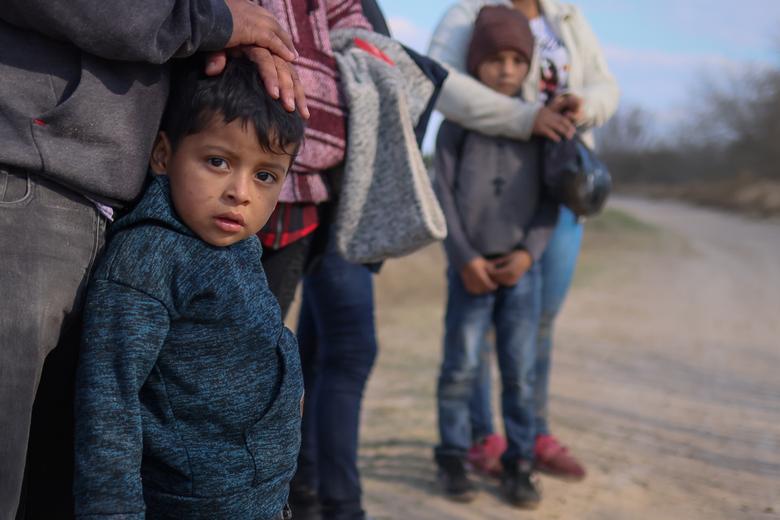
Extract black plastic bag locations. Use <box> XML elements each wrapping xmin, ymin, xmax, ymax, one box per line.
<box><xmin>542</xmin><ymin>134</ymin><xmax>611</xmax><ymax>218</ymax></box>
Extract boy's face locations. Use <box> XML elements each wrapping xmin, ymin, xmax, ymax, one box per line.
<box><xmin>150</xmin><ymin>117</ymin><xmax>294</xmax><ymax>247</ymax></box>
<box><xmin>477</xmin><ymin>50</ymin><xmax>529</xmax><ymax>97</ymax></box>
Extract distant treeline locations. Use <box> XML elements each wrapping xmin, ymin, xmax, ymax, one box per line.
<box><xmin>597</xmin><ymin>62</ymin><xmax>780</xmax><ymax>186</ymax></box>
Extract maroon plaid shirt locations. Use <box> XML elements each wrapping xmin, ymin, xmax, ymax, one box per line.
<box><xmin>258</xmin><ymin>0</ymin><xmax>370</xmax><ymax>249</ymax></box>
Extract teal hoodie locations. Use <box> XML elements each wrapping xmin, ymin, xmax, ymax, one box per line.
<box><xmin>74</xmin><ymin>175</ymin><xmax>302</xmax><ymax>519</ymax></box>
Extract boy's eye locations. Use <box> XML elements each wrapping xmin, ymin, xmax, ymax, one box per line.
<box><xmin>207</xmin><ymin>157</ymin><xmax>228</xmax><ymax>169</ymax></box>
<box><xmin>255</xmin><ymin>171</ymin><xmax>277</xmax><ymax>183</ymax></box>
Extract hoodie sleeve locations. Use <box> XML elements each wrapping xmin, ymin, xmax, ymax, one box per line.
<box><xmin>434</xmin><ymin>121</ymin><xmax>481</xmax><ymax>271</ymax></box>
<box><xmin>74</xmin><ymin>280</ymin><xmax>170</xmax><ymax>519</ymax></box>
<box><xmin>520</xmin><ymin>192</ymin><xmax>560</xmax><ymax>263</ymax></box>
<box><xmin>0</xmin><ymin>0</ymin><xmax>232</xmax><ymax>63</ymax></box>
<box><xmin>428</xmin><ymin>2</ymin><xmax>542</xmax><ymax>140</ymax></box>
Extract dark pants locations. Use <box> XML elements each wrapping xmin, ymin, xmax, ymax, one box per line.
<box><xmin>294</xmin><ymin>234</ymin><xmax>377</xmax><ymax>520</ymax></box>
<box><xmin>0</xmin><ymin>168</ymin><xmax>106</xmax><ymax>519</ymax></box>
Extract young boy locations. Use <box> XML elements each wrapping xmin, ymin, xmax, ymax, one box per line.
<box><xmin>73</xmin><ymin>57</ymin><xmax>305</xmax><ymax>520</ymax></box>
<box><xmin>433</xmin><ymin>5</ymin><xmax>558</xmax><ymax>509</ymax></box>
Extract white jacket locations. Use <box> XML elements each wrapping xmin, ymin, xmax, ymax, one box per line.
<box><xmin>428</xmin><ymin>0</ymin><xmax>619</xmax><ymax>146</ymax></box>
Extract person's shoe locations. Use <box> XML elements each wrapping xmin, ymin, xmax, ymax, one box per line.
<box><xmin>467</xmin><ymin>434</ymin><xmax>507</xmax><ymax>478</ymax></box>
<box><xmin>500</xmin><ymin>460</ymin><xmax>541</xmax><ymax>509</ymax></box>
<box><xmin>534</xmin><ymin>434</ymin><xmax>586</xmax><ymax>481</ymax></box>
<box><xmin>435</xmin><ymin>454</ymin><xmax>477</xmax><ymax>502</ymax></box>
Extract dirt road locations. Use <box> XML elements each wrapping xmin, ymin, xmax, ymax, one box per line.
<box><xmin>355</xmin><ymin>197</ymin><xmax>780</xmax><ymax>519</ymax></box>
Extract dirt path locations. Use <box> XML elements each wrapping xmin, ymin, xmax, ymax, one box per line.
<box><xmin>355</xmin><ymin>197</ymin><xmax>780</xmax><ymax>519</ymax></box>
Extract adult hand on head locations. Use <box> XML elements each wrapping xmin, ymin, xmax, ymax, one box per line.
<box><xmin>488</xmin><ymin>250</ymin><xmax>533</xmax><ymax>287</ymax></box>
<box><xmin>532</xmin><ymin>106</ymin><xmax>576</xmax><ymax>142</ymax></box>
<box><xmin>550</xmin><ymin>93</ymin><xmax>584</xmax><ymax>125</ymax></box>
<box><xmin>460</xmin><ymin>257</ymin><xmax>499</xmax><ymax>295</ymax></box>
<box><xmin>204</xmin><ymin>0</ymin><xmax>310</xmax><ymax>119</ymax></box>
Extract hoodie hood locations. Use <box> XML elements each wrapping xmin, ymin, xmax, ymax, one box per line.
<box><xmin>110</xmin><ymin>174</ymin><xmax>195</xmax><ymax>239</ymax></box>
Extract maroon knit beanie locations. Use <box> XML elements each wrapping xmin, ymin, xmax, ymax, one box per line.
<box><xmin>466</xmin><ymin>5</ymin><xmax>534</xmax><ymax>77</ymax></box>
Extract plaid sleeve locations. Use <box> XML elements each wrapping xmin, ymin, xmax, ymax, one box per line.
<box><xmin>259</xmin><ymin>202</ymin><xmax>320</xmax><ymax>250</ymax></box>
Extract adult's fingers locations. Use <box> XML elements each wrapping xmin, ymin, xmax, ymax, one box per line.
<box><xmin>204</xmin><ymin>51</ymin><xmax>228</xmax><ymax>76</ymax></box>
<box><xmin>540</xmin><ymin>125</ymin><xmax>561</xmax><ymax>142</ymax></box>
<box><xmin>550</xmin><ymin>113</ymin><xmax>576</xmax><ymax>139</ymax></box>
<box><xmin>273</xmin><ymin>54</ymin><xmax>309</xmax><ymax>117</ymax></box>
<box><xmin>244</xmin><ymin>46</ymin><xmax>280</xmax><ymax>99</ymax></box>
<box><xmin>289</xmin><ymin>61</ymin><xmax>310</xmax><ymax>119</ymax></box>
<box><xmin>241</xmin><ymin>48</ymin><xmax>309</xmax><ymax>116</ymax></box>
<box><xmin>548</xmin><ymin>95</ymin><xmax>568</xmax><ymax>114</ymax></box>
<box><xmin>224</xmin><ymin>0</ymin><xmax>297</xmax><ymax>61</ymax></box>
<box><xmin>273</xmin><ymin>55</ymin><xmax>295</xmax><ymax>110</ymax></box>
<box><xmin>251</xmin><ymin>22</ymin><xmax>297</xmax><ymax>62</ymax></box>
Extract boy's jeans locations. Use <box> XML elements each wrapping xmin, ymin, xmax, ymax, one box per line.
<box><xmin>469</xmin><ymin>207</ymin><xmax>583</xmax><ymax>439</ymax></box>
<box><xmin>436</xmin><ymin>262</ymin><xmax>541</xmax><ymax>464</ymax></box>
<box><xmin>0</xmin><ymin>168</ymin><xmax>106</xmax><ymax>519</ymax></box>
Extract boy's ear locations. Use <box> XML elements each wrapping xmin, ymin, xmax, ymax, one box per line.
<box><xmin>149</xmin><ymin>132</ymin><xmax>172</xmax><ymax>175</ymax></box>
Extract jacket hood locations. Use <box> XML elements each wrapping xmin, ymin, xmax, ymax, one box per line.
<box><xmin>110</xmin><ymin>174</ymin><xmax>194</xmax><ymax>238</ymax></box>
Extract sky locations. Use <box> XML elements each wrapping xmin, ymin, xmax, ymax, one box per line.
<box><xmin>378</xmin><ymin>0</ymin><xmax>779</xmax><ymax>146</ymax></box>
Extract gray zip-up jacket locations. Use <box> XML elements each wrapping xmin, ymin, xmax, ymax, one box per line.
<box><xmin>0</xmin><ymin>1</ymin><xmax>232</xmax><ymax>206</ymax></box>
<box><xmin>434</xmin><ymin>120</ymin><xmax>558</xmax><ymax>271</ymax></box>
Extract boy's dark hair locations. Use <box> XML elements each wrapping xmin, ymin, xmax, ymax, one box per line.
<box><xmin>161</xmin><ymin>55</ymin><xmax>305</xmax><ymax>158</ymax></box>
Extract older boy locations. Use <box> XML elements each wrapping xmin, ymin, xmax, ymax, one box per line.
<box><xmin>73</xmin><ymin>57</ymin><xmax>305</xmax><ymax>519</ymax></box>
<box><xmin>433</xmin><ymin>5</ymin><xmax>557</xmax><ymax>509</ymax></box>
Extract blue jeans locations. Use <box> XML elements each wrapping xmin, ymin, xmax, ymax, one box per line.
<box><xmin>469</xmin><ymin>207</ymin><xmax>583</xmax><ymax>439</ymax></box>
<box><xmin>436</xmin><ymin>262</ymin><xmax>541</xmax><ymax>463</ymax></box>
<box><xmin>294</xmin><ymin>238</ymin><xmax>378</xmax><ymax>520</ymax></box>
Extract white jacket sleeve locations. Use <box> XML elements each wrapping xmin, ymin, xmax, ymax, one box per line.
<box><xmin>565</xmin><ymin>7</ymin><xmax>620</xmax><ymax>129</ymax></box>
<box><xmin>428</xmin><ymin>2</ymin><xmax>542</xmax><ymax>140</ymax></box>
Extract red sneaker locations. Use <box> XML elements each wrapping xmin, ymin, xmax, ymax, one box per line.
<box><xmin>534</xmin><ymin>434</ymin><xmax>586</xmax><ymax>481</ymax></box>
<box><xmin>467</xmin><ymin>434</ymin><xmax>507</xmax><ymax>478</ymax></box>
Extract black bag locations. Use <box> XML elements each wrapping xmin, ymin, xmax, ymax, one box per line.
<box><xmin>542</xmin><ymin>134</ymin><xmax>611</xmax><ymax>218</ymax></box>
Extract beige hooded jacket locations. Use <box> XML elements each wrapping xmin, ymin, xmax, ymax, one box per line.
<box><xmin>428</xmin><ymin>0</ymin><xmax>619</xmax><ymax>147</ymax></box>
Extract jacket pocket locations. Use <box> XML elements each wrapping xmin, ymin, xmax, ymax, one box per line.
<box><xmin>0</xmin><ymin>170</ymin><xmax>33</xmax><ymax>207</ymax></box>
<box><xmin>244</xmin><ymin>327</ymin><xmax>303</xmax><ymax>488</ymax></box>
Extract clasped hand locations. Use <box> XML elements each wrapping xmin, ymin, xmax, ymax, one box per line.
<box><xmin>459</xmin><ymin>250</ymin><xmax>533</xmax><ymax>296</ymax></box>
